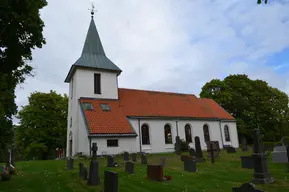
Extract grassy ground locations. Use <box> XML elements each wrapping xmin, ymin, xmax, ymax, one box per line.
<box><xmin>0</xmin><ymin>149</ymin><xmax>288</xmax><ymax>192</ymax></box>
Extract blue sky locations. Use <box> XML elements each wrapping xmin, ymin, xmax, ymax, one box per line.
<box><xmin>13</xmin><ymin>0</ymin><xmax>289</xmax><ymax>123</ymax></box>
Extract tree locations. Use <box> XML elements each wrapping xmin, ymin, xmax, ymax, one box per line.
<box><xmin>0</xmin><ymin>0</ymin><xmax>47</xmax><ymax>160</ymax></box>
<box><xmin>257</xmin><ymin>0</ymin><xmax>268</xmax><ymax>4</ymax></box>
<box><xmin>200</xmin><ymin>74</ymin><xmax>289</xmax><ymax>142</ymax></box>
<box><xmin>16</xmin><ymin>91</ymin><xmax>68</xmax><ymax>160</ymax></box>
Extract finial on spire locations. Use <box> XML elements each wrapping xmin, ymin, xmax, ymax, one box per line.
<box><xmin>88</xmin><ymin>2</ymin><xmax>96</xmax><ymax>18</ymax></box>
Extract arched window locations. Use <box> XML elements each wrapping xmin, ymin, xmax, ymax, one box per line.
<box><xmin>203</xmin><ymin>124</ymin><xmax>210</xmax><ymax>142</ymax></box>
<box><xmin>185</xmin><ymin>124</ymin><xmax>192</xmax><ymax>143</ymax></box>
<box><xmin>224</xmin><ymin>125</ymin><xmax>231</xmax><ymax>141</ymax></box>
<box><xmin>164</xmin><ymin>124</ymin><xmax>173</xmax><ymax>144</ymax></box>
<box><xmin>141</xmin><ymin>124</ymin><xmax>150</xmax><ymax>145</ymax></box>
<box><xmin>69</xmin><ymin>131</ymin><xmax>73</xmax><ymax>157</ymax></box>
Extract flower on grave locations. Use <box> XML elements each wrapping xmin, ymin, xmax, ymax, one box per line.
<box><xmin>0</xmin><ymin>170</ymin><xmax>11</xmax><ymax>181</ymax></box>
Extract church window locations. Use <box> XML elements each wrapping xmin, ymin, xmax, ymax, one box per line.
<box><xmin>141</xmin><ymin>124</ymin><xmax>150</xmax><ymax>145</ymax></box>
<box><xmin>203</xmin><ymin>124</ymin><xmax>211</xmax><ymax>142</ymax></box>
<box><xmin>224</xmin><ymin>125</ymin><xmax>231</xmax><ymax>141</ymax></box>
<box><xmin>70</xmin><ymin>117</ymin><xmax>72</xmax><ymax>127</ymax></box>
<box><xmin>100</xmin><ymin>104</ymin><xmax>110</xmax><ymax>111</ymax></box>
<box><xmin>164</xmin><ymin>124</ymin><xmax>173</xmax><ymax>144</ymax></box>
<box><xmin>107</xmin><ymin>139</ymin><xmax>118</xmax><ymax>147</ymax></box>
<box><xmin>185</xmin><ymin>124</ymin><xmax>192</xmax><ymax>143</ymax></box>
<box><xmin>94</xmin><ymin>73</ymin><xmax>101</xmax><ymax>94</ymax></box>
<box><xmin>82</xmin><ymin>102</ymin><xmax>94</xmax><ymax>110</ymax></box>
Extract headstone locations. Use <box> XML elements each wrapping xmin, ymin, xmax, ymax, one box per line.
<box><xmin>184</xmin><ymin>159</ymin><xmax>197</xmax><ymax>172</ymax></box>
<box><xmin>227</xmin><ymin>146</ymin><xmax>236</xmax><ymax>153</ymax></box>
<box><xmin>141</xmin><ymin>153</ymin><xmax>147</xmax><ymax>164</ymax></box>
<box><xmin>175</xmin><ymin>136</ymin><xmax>181</xmax><ymax>155</ymax></box>
<box><xmin>207</xmin><ymin>141</ymin><xmax>219</xmax><ymax>158</ymax></box>
<box><xmin>125</xmin><ymin>161</ymin><xmax>134</xmax><ymax>174</ymax></box>
<box><xmin>272</xmin><ymin>145</ymin><xmax>288</xmax><ymax>163</ymax></box>
<box><xmin>91</xmin><ymin>143</ymin><xmax>98</xmax><ymax>159</ymax></box>
<box><xmin>251</xmin><ymin>129</ymin><xmax>274</xmax><ymax>184</ymax></box>
<box><xmin>194</xmin><ymin>136</ymin><xmax>205</xmax><ymax>162</ymax></box>
<box><xmin>189</xmin><ymin>148</ymin><xmax>196</xmax><ymax>157</ymax></box>
<box><xmin>104</xmin><ymin>171</ymin><xmax>118</xmax><ymax>192</ymax></box>
<box><xmin>87</xmin><ymin>160</ymin><xmax>100</xmax><ymax>185</ymax></box>
<box><xmin>209</xmin><ymin>143</ymin><xmax>215</xmax><ymax>164</ymax></box>
<box><xmin>213</xmin><ymin>141</ymin><xmax>221</xmax><ymax>152</ymax></box>
<box><xmin>131</xmin><ymin>153</ymin><xmax>137</xmax><ymax>162</ymax></box>
<box><xmin>83</xmin><ymin>165</ymin><xmax>88</xmax><ymax>180</ymax></box>
<box><xmin>160</xmin><ymin>157</ymin><xmax>166</xmax><ymax>167</ymax></box>
<box><xmin>79</xmin><ymin>162</ymin><xmax>84</xmax><ymax>178</ymax></box>
<box><xmin>232</xmin><ymin>183</ymin><xmax>264</xmax><ymax>192</ymax></box>
<box><xmin>67</xmin><ymin>158</ymin><xmax>74</xmax><ymax>170</ymax></box>
<box><xmin>240</xmin><ymin>156</ymin><xmax>254</xmax><ymax>169</ymax></box>
<box><xmin>242</xmin><ymin>137</ymin><xmax>248</xmax><ymax>152</ymax></box>
<box><xmin>107</xmin><ymin>155</ymin><xmax>114</xmax><ymax>167</ymax></box>
<box><xmin>147</xmin><ymin>165</ymin><xmax>163</xmax><ymax>182</ymax></box>
<box><xmin>124</xmin><ymin>151</ymin><xmax>129</xmax><ymax>161</ymax></box>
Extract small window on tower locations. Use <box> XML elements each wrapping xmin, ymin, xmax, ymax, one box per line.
<box><xmin>100</xmin><ymin>104</ymin><xmax>110</xmax><ymax>111</ymax></box>
<box><xmin>82</xmin><ymin>102</ymin><xmax>94</xmax><ymax>110</ymax></box>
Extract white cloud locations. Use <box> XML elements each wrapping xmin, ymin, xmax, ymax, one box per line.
<box><xmin>15</xmin><ymin>0</ymin><xmax>289</xmax><ymax>121</ymax></box>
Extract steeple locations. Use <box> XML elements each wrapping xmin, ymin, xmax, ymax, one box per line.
<box><xmin>64</xmin><ymin>8</ymin><xmax>122</xmax><ymax>83</ymax></box>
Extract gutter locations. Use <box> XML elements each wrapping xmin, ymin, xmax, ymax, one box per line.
<box><xmin>138</xmin><ymin>119</ymin><xmax>142</xmax><ymax>153</ymax></box>
<box><xmin>219</xmin><ymin>120</ymin><xmax>224</xmax><ymax>148</ymax></box>
<box><xmin>89</xmin><ymin>138</ymin><xmax>92</xmax><ymax>156</ymax></box>
<box><xmin>176</xmin><ymin>120</ymin><xmax>179</xmax><ymax>136</ymax></box>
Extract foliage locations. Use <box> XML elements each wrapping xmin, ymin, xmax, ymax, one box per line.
<box><xmin>179</xmin><ymin>139</ymin><xmax>190</xmax><ymax>152</ymax></box>
<box><xmin>16</xmin><ymin>91</ymin><xmax>68</xmax><ymax>160</ymax></box>
<box><xmin>200</xmin><ymin>74</ymin><xmax>289</xmax><ymax>142</ymax></box>
<box><xmin>0</xmin><ymin>0</ymin><xmax>47</xmax><ymax>162</ymax></box>
<box><xmin>257</xmin><ymin>0</ymin><xmax>268</xmax><ymax>4</ymax></box>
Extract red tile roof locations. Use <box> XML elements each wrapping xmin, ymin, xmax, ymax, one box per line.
<box><xmin>79</xmin><ymin>88</ymin><xmax>235</xmax><ymax>135</ymax></box>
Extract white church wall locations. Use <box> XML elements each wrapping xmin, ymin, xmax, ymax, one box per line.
<box><xmin>77</xmin><ymin>103</ymin><xmax>90</xmax><ymax>155</ymax></box>
<box><xmin>74</xmin><ymin>68</ymin><xmax>119</xmax><ymax>100</ymax></box>
<box><xmin>221</xmin><ymin>121</ymin><xmax>239</xmax><ymax>148</ymax></box>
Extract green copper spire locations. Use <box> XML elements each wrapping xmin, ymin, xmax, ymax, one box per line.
<box><xmin>64</xmin><ymin>13</ymin><xmax>122</xmax><ymax>83</ymax></box>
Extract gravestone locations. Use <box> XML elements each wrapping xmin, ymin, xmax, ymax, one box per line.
<box><xmin>79</xmin><ymin>162</ymin><xmax>84</xmax><ymax>178</ymax></box>
<box><xmin>184</xmin><ymin>159</ymin><xmax>197</xmax><ymax>172</ymax></box>
<box><xmin>208</xmin><ymin>143</ymin><xmax>215</xmax><ymax>164</ymax></box>
<box><xmin>67</xmin><ymin>157</ymin><xmax>74</xmax><ymax>170</ymax></box>
<box><xmin>91</xmin><ymin>143</ymin><xmax>98</xmax><ymax>159</ymax></box>
<box><xmin>232</xmin><ymin>183</ymin><xmax>264</xmax><ymax>192</ymax></box>
<box><xmin>124</xmin><ymin>151</ymin><xmax>129</xmax><ymax>161</ymax></box>
<box><xmin>87</xmin><ymin>160</ymin><xmax>100</xmax><ymax>186</ymax></box>
<box><xmin>194</xmin><ymin>136</ymin><xmax>205</xmax><ymax>162</ymax></box>
<box><xmin>160</xmin><ymin>157</ymin><xmax>166</xmax><ymax>167</ymax></box>
<box><xmin>240</xmin><ymin>156</ymin><xmax>254</xmax><ymax>169</ymax></box>
<box><xmin>189</xmin><ymin>148</ymin><xmax>196</xmax><ymax>157</ymax></box>
<box><xmin>107</xmin><ymin>155</ymin><xmax>114</xmax><ymax>167</ymax></box>
<box><xmin>207</xmin><ymin>141</ymin><xmax>219</xmax><ymax>158</ymax></box>
<box><xmin>242</xmin><ymin>137</ymin><xmax>248</xmax><ymax>152</ymax></box>
<box><xmin>272</xmin><ymin>145</ymin><xmax>288</xmax><ymax>163</ymax></box>
<box><xmin>131</xmin><ymin>153</ymin><xmax>137</xmax><ymax>162</ymax></box>
<box><xmin>175</xmin><ymin>136</ymin><xmax>181</xmax><ymax>155</ymax></box>
<box><xmin>104</xmin><ymin>171</ymin><xmax>118</xmax><ymax>192</ymax></box>
<box><xmin>141</xmin><ymin>153</ymin><xmax>147</xmax><ymax>164</ymax></box>
<box><xmin>227</xmin><ymin>146</ymin><xmax>236</xmax><ymax>153</ymax></box>
<box><xmin>83</xmin><ymin>165</ymin><xmax>88</xmax><ymax>180</ymax></box>
<box><xmin>213</xmin><ymin>141</ymin><xmax>221</xmax><ymax>152</ymax></box>
<box><xmin>251</xmin><ymin>129</ymin><xmax>274</xmax><ymax>184</ymax></box>
<box><xmin>125</xmin><ymin>161</ymin><xmax>134</xmax><ymax>174</ymax></box>
<box><xmin>147</xmin><ymin>164</ymin><xmax>163</xmax><ymax>182</ymax></box>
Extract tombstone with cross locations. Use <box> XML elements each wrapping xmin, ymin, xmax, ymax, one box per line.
<box><xmin>91</xmin><ymin>143</ymin><xmax>98</xmax><ymax>159</ymax></box>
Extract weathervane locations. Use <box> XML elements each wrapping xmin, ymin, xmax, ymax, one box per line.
<box><xmin>88</xmin><ymin>2</ymin><xmax>97</xmax><ymax>18</ymax></box>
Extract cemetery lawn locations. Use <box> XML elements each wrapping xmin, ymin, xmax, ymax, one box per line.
<box><xmin>1</xmin><ymin>150</ymin><xmax>288</xmax><ymax>192</ymax></box>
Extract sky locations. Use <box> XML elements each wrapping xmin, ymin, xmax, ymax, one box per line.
<box><xmin>14</xmin><ymin>0</ymin><xmax>289</xmax><ymax>122</ymax></box>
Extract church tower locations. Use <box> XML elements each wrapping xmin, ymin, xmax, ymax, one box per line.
<box><xmin>64</xmin><ymin>9</ymin><xmax>122</xmax><ymax>156</ymax></box>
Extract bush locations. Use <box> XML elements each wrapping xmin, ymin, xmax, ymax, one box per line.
<box><xmin>0</xmin><ymin>168</ymin><xmax>11</xmax><ymax>181</ymax></box>
<box><xmin>179</xmin><ymin>139</ymin><xmax>190</xmax><ymax>152</ymax></box>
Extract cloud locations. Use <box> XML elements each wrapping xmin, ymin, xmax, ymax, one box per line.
<box><xmin>15</xmin><ymin>0</ymin><xmax>289</xmax><ymax>121</ymax></box>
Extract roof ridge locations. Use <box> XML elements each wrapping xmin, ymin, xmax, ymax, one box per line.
<box><xmin>118</xmin><ymin>88</ymin><xmax>196</xmax><ymax>97</ymax></box>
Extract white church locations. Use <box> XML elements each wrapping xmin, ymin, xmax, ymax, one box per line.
<box><xmin>65</xmin><ymin>14</ymin><xmax>239</xmax><ymax>157</ymax></box>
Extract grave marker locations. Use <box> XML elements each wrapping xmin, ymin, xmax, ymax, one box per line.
<box><xmin>175</xmin><ymin>136</ymin><xmax>181</xmax><ymax>155</ymax></box>
<box><xmin>79</xmin><ymin>162</ymin><xmax>84</xmax><ymax>178</ymax></box>
<box><xmin>242</xmin><ymin>137</ymin><xmax>248</xmax><ymax>152</ymax></box>
<box><xmin>141</xmin><ymin>153</ymin><xmax>147</xmax><ymax>164</ymax></box>
<box><xmin>184</xmin><ymin>159</ymin><xmax>197</xmax><ymax>172</ymax></box>
<box><xmin>189</xmin><ymin>148</ymin><xmax>196</xmax><ymax>157</ymax></box>
<box><xmin>232</xmin><ymin>183</ymin><xmax>264</xmax><ymax>192</ymax></box>
<box><xmin>227</xmin><ymin>146</ymin><xmax>236</xmax><ymax>153</ymax></box>
<box><xmin>160</xmin><ymin>157</ymin><xmax>166</xmax><ymax>167</ymax></box>
<box><xmin>104</xmin><ymin>171</ymin><xmax>118</xmax><ymax>192</ymax></box>
<box><xmin>131</xmin><ymin>153</ymin><xmax>137</xmax><ymax>162</ymax></box>
<box><xmin>194</xmin><ymin>136</ymin><xmax>205</xmax><ymax>162</ymax></box>
<box><xmin>67</xmin><ymin>157</ymin><xmax>74</xmax><ymax>170</ymax></box>
<box><xmin>125</xmin><ymin>161</ymin><xmax>134</xmax><ymax>174</ymax></box>
<box><xmin>107</xmin><ymin>155</ymin><xmax>114</xmax><ymax>167</ymax></box>
<box><xmin>251</xmin><ymin>129</ymin><xmax>274</xmax><ymax>184</ymax></box>
<box><xmin>124</xmin><ymin>151</ymin><xmax>129</xmax><ymax>161</ymax></box>
<box><xmin>240</xmin><ymin>156</ymin><xmax>254</xmax><ymax>169</ymax></box>
<box><xmin>83</xmin><ymin>165</ymin><xmax>88</xmax><ymax>180</ymax></box>
<box><xmin>147</xmin><ymin>165</ymin><xmax>163</xmax><ymax>182</ymax></box>
<box><xmin>272</xmin><ymin>145</ymin><xmax>288</xmax><ymax>163</ymax></box>
<box><xmin>208</xmin><ymin>143</ymin><xmax>215</xmax><ymax>164</ymax></box>
<box><xmin>87</xmin><ymin>160</ymin><xmax>100</xmax><ymax>185</ymax></box>
<box><xmin>91</xmin><ymin>143</ymin><xmax>98</xmax><ymax>159</ymax></box>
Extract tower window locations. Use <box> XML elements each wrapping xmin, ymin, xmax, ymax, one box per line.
<box><xmin>82</xmin><ymin>102</ymin><xmax>94</xmax><ymax>110</ymax></box>
<box><xmin>94</xmin><ymin>73</ymin><xmax>101</xmax><ymax>94</ymax></box>
<box><xmin>100</xmin><ymin>104</ymin><xmax>110</xmax><ymax>111</ymax></box>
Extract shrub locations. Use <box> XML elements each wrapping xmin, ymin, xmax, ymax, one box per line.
<box><xmin>0</xmin><ymin>168</ymin><xmax>11</xmax><ymax>181</ymax></box>
<box><xmin>179</xmin><ymin>139</ymin><xmax>190</xmax><ymax>152</ymax></box>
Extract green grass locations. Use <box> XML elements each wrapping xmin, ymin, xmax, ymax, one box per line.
<box><xmin>0</xmin><ymin>150</ymin><xmax>288</xmax><ymax>192</ymax></box>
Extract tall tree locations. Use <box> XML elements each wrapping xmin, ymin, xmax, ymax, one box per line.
<box><xmin>16</xmin><ymin>91</ymin><xmax>68</xmax><ymax>160</ymax></box>
<box><xmin>200</xmin><ymin>74</ymin><xmax>289</xmax><ymax>141</ymax></box>
<box><xmin>0</xmin><ymin>0</ymin><xmax>47</xmax><ymax>161</ymax></box>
